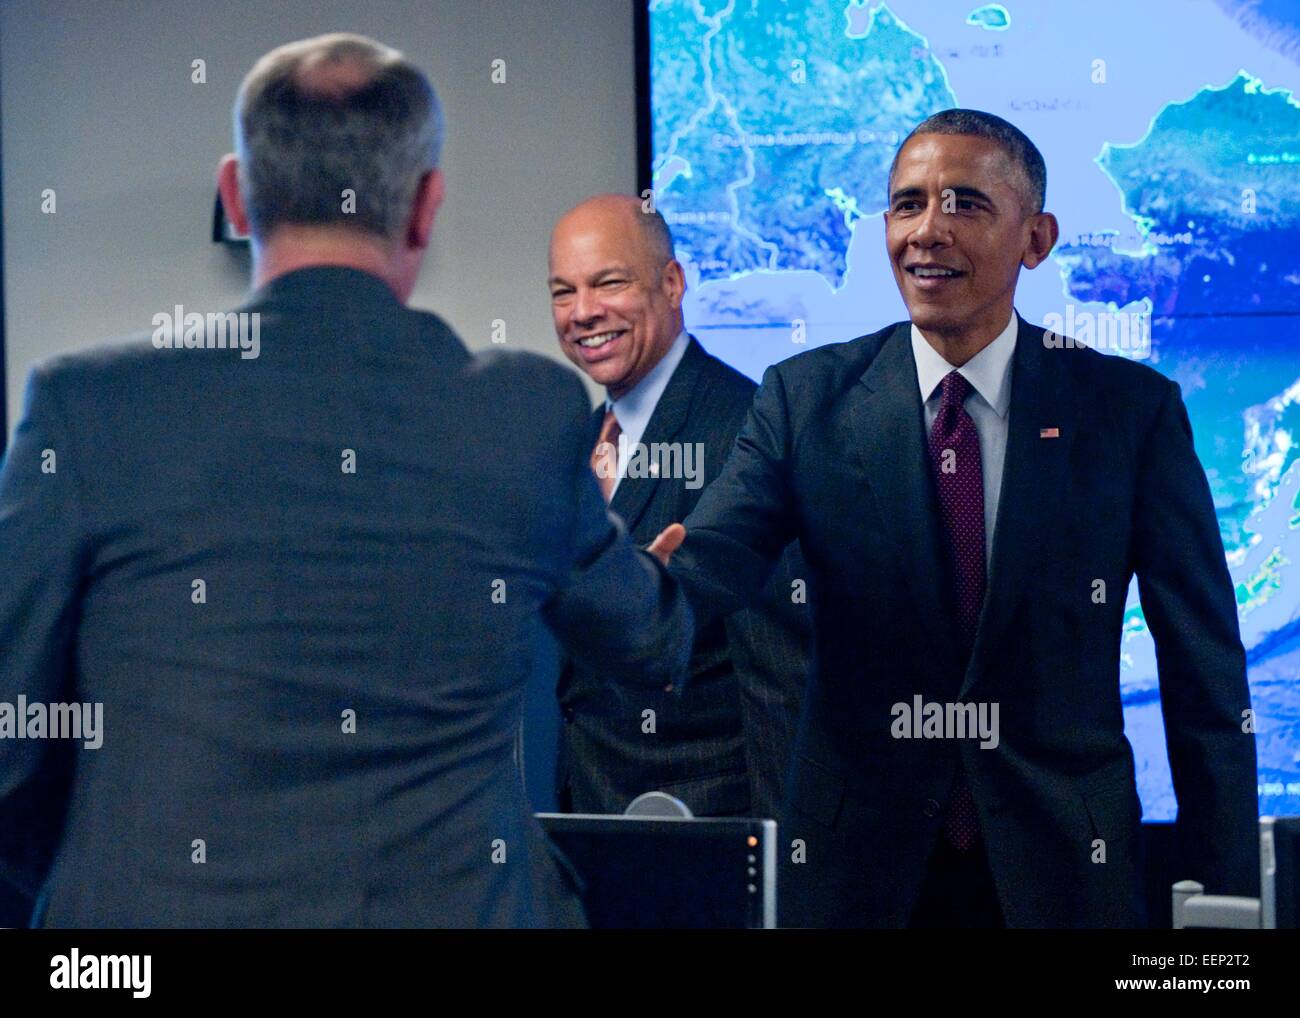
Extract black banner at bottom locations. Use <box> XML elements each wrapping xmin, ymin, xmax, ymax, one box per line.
<box><xmin>0</xmin><ymin>928</ymin><xmax>1296</xmax><ymax>1004</ymax></box>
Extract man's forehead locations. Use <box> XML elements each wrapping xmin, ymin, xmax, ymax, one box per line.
<box><xmin>554</xmin><ymin>198</ymin><xmax>642</xmax><ymax>242</ymax></box>
<box><xmin>890</xmin><ymin>135</ymin><xmax>1024</xmax><ymax>197</ymax></box>
<box><xmin>548</xmin><ymin>241</ymin><xmax>638</xmax><ymax>285</ymax></box>
<box><xmin>551</xmin><ymin>213</ymin><xmax>648</xmax><ymax>269</ymax></box>
<box><xmin>896</xmin><ymin>134</ymin><xmax>1009</xmax><ymax>174</ymax></box>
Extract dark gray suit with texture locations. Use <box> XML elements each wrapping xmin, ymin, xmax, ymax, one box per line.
<box><xmin>557</xmin><ymin>337</ymin><xmax>809</xmax><ymax>819</ymax></box>
<box><xmin>0</xmin><ymin>266</ymin><xmax>692</xmax><ymax>928</ymax></box>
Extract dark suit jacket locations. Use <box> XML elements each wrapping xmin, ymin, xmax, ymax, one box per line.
<box><xmin>0</xmin><ymin>266</ymin><xmax>692</xmax><ymax>928</ymax></box>
<box><xmin>557</xmin><ymin>336</ymin><xmax>809</xmax><ymax>818</ymax></box>
<box><xmin>672</xmin><ymin>317</ymin><xmax>1259</xmax><ymax>928</ymax></box>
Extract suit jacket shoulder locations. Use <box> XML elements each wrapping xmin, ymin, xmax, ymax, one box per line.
<box><xmin>1033</xmin><ymin>317</ymin><xmax>1170</xmax><ymax>388</ymax></box>
<box><xmin>692</xmin><ymin>342</ymin><xmax>757</xmax><ymax>406</ymax></box>
<box><xmin>765</xmin><ymin>316</ymin><xmax>1179</xmax><ymax>432</ymax></box>
<box><xmin>1025</xmin><ymin>318</ymin><xmax>1183</xmax><ymax>454</ymax></box>
<box><xmin>468</xmin><ymin>345</ymin><xmax>592</xmax><ymax>437</ymax></box>
<box><xmin>770</xmin><ymin>323</ymin><xmax>901</xmax><ymax>403</ymax></box>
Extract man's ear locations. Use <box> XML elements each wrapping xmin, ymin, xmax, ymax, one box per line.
<box><xmin>661</xmin><ymin>258</ymin><xmax>686</xmax><ymax>305</ymax></box>
<box><xmin>1023</xmin><ymin>211</ymin><xmax>1059</xmax><ymax>270</ymax></box>
<box><xmin>216</xmin><ymin>155</ymin><xmax>251</xmax><ymax>237</ymax></box>
<box><xmin>407</xmin><ymin>169</ymin><xmax>445</xmax><ymax>250</ymax></box>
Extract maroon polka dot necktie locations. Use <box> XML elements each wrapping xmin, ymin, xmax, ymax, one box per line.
<box><xmin>927</xmin><ymin>370</ymin><xmax>985</xmax><ymax>852</ymax></box>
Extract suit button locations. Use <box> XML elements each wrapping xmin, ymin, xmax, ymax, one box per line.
<box><xmin>562</xmin><ymin>708</ymin><xmax>575</xmax><ymax>722</ymax></box>
<box><xmin>923</xmin><ymin>798</ymin><xmax>941</xmax><ymax>818</ymax></box>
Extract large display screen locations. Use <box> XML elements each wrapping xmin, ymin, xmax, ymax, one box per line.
<box><xmin>646</xmin><ymin>0</ymin><xmax>1300</xmax><ymax>819</ymax></box>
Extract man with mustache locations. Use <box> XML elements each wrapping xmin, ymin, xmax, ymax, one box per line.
<box><xmin>549</xmin><ymin>194</ymin><xmax>809</xmax><ymax>820</ymax></box>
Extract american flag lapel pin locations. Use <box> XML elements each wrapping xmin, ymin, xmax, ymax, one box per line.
<box><xmin>1039</xmin><ymin>426</ymin><xmax>1060</xmax><ymax>439</ymax></box>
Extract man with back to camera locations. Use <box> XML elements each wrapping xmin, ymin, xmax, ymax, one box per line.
<box><xmin>0</xmin><ymin>33</ymin><xmax>693</xmax><ymax>928</ymax></box>
<box><xmin>547</xmin><ymin>194</ymin><xmax>810</xmax><ymax>820</ymax></box>
<box><xmin>650</xmin><ymin>109</ymin><xmax>1258</xmax><ymax>927</ymax></box>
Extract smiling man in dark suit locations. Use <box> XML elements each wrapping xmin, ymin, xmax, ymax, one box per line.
<box><xmin>548</xmin><ymin>194</ymin><xmax>809</xmax><ymax>820</ymax></box>
<box><xmin>0</xmin><ymin>34</ymin><xmax>692</xmax><ymax>928</ymax></box>
<box><xmin>651</xmin><ymin>110</ymin><xmax>1258</xmax><ymax>927</ymax></box>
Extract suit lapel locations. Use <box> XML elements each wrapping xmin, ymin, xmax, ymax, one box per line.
<box><xmin>587</xmin><ymin>404</ymin><xmax>605</xmax><ymax>451</ymax></box>
<box><xmin>850</xmin><ymin>324</ymin><xmax>962</xmax><ymax>680</ymax></box>
<box><xmin>608</xmin><ymin>336</ymin><xmax>704</xmax><ymax>531</ymax></box>
<box><xmin>961</xmin><ymin>318</ymin><xmax>1079</xmax><ymax>697</ymax></box>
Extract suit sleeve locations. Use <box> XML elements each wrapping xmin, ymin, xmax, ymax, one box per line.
<box><xmin>673</xmin><ymin>363</ymin><xmax>800</xmax><ymax>629</ymax></box>
<box><xmin>0</xmin><ymin>366</ymin><xmax>83</xmax><ymax>900</ymax></box>
<box><xmin>542</xmin><ymin>374</ymin><xmax>693</xmax><ymax>687</ymax></box>
<box><xmin>1133</xmin><ymin>379</ymin><xmax>1259</xmax><ymax>897</ymax></box>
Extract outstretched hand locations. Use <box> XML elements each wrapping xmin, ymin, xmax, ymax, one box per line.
<box><xmin>647</xmin><ymin>523</ymin><xmax>686</xmax><ymax>567</ymax></box>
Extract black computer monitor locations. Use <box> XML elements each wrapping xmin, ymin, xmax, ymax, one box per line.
<box><xmin>536</xmin><ymin>814</ymin><xmax>777</xmax><ymax>929</ymax></box>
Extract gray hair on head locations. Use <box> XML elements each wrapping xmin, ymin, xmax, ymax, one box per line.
<box><xmin>638</xmin><ymin>205</ymin><xmax>676</xmax><ymax>267</ymax></box>
<box><xmin>888</xmin><ymin>108</ymin><xmax>1046</xmax><ymax>214</ymax></box>
<box><xmin>234</xmin><ymin>33</ymin><xmax>444</xmax><ymax>242</ymax></box>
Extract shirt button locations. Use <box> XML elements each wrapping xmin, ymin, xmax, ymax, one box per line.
<box><xmin>923</xmin><ymin>798</ymin><xmax>941</xmax><ymax>818</ymax></box>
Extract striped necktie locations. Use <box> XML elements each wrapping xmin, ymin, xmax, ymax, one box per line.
<box><xmin>591</xmin><ymin>408</ymin><xmax>622</xmax><ymax>503</ymax></box>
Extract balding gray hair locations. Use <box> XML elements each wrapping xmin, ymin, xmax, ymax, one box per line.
<box><xmin>234</xmin><ymin>33</ymin><xmax>444</xmax><ymax>242</ymax></box>
<box><xmin>638</xmin><ymin>206</ymin><xmax>676</xmax><ymax>266</ymax></box>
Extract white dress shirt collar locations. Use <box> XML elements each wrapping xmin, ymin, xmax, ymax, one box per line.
<box><xmin>607</xmin><ymin>330</ymin><xmax>691</xmax><ymax>446</ymax></box>
<box><xmin>910</xmin><ymin>311</ymin><xmax>1018</xmax><ymax>418</ymax></box>
<box><xmin>604</xmin><ymin>330</ymin><xmax>691</xmax><ymax>494</ymax></box>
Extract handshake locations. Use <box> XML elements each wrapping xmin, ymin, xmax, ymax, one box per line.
<box><xmin>646</xmin><ymin>523</ymin><xmax>686</xmax><ymax>568</ymax></box>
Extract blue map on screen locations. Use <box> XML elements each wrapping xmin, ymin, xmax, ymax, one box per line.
<box><xmin>648</xmin><ymin>0</ymin><xmax>1300</xmax><ymax>820</ymax></box>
